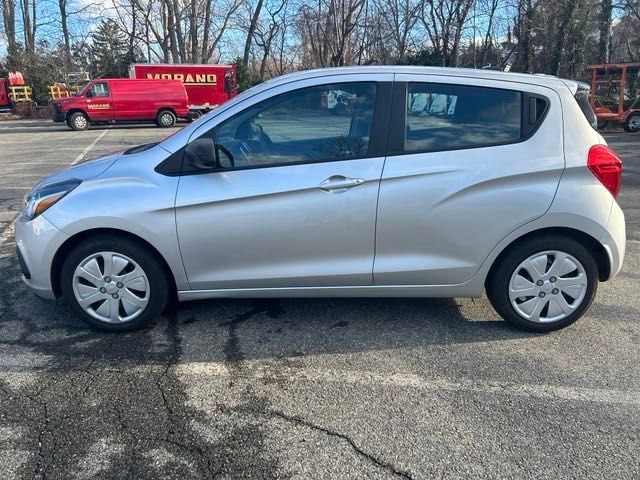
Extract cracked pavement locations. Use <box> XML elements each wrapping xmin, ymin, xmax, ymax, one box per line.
<box><xmin>0</xmin><ymin>121</ymin><xmax>639</xmax><ymax>479</ymax></box>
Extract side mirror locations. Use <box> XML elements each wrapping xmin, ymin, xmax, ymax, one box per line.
<box><xmin>184</xmin><ymin>137</ymin><xmax>219</xmax><ymax>172</ymax></box>
<box><xmin>85</xmin><ymin>90</ymin><xmax>93</xmax><ymax>98</ymax></box>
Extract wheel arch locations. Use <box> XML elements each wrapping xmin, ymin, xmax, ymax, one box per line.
<box><xmin>51</xmin><ymin>227</ymin><xmax>178</xmax><ymax>299</ymax></box>
<box><xmin>485</xmin><ymin>227</ymin><xmax>610</xmax><ymax>290</ymax></box>
<box><xmin>156</xmin><ymin>107</ymin><xmax>177</xmax><ymax>117</ymax></box>
<box><xmin>66</xmin><ymin>108</ymin><xmax>88</xmax><ymax>121</ymax></box>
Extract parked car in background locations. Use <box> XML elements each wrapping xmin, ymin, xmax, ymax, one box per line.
<box><xmin>129</xmin><ymin>63</ymin><xmax>237</xmax><ymax>119</ymax></box>
<box><xmin>52</xmin><ymin>78</ymin><xmax>189</xmax><ymax>130</ymax></box>
<box><xmin>19</xmin><ymin>66</ymin><xmax>625</xmax><ymax>332</ymax></box>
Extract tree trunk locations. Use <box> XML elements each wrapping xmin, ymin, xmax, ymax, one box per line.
<box><xmin>598</xmin><ymin>0</ymin><xmax>612</xmax><ymax>63</ymax></box>
<box><xmin>201</xmin><ymin>0</ymin><xmax>213</xmax><ymax>62</ymax></box>
<box><xmin>58</xmin><ymin>0</ymin><xmax>72</xmax><ymax>70</ymax></box>
<box><xmin>164</xmin><ymin>0</ymin><xmax>180</xmax><ymax>62</ymax></box>
<box><xmin>549</xmin><ymin>0</ymin><xmax>579</xmax><ymax>76</ymax></box>
<box><xmin>1</xmin><ymin>0</ymin><xmax>18</xmax><ymax>65</ymax></box>
<box><xmin>189</xmin><ymin>0</ymin><xmax>198</xmax><ymax>62</ymax></box>
<box><xmin>20</xmin><ymin>0</ymin><xmax>33</xmax><ymax>53</ymax></box>
<box><xmin>243</xmin><ymin>0</ymin><xmax>265</xmax><ymax>68</ymax></box>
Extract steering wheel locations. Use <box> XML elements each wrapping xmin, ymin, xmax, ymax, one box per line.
<box><xmin>255</xmin><ymin>123</ymin><xmax>273</xmax><ymax>149</ymax></box>
<box><xmin>216</xmin><ymin>144</ymin><xmax>235</xmax><ymax>168</ymax></box>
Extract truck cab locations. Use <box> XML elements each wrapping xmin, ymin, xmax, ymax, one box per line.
<box><xmin>52</xmin><ymin>78</ymin><xmax>189</xmax><ymax>130</ymax></box>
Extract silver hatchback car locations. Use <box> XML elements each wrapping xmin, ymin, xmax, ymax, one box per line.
<box><xmin>16</xmin><ymin>66</ymin><xmax>625</xmax><ymax>332</ymax></box>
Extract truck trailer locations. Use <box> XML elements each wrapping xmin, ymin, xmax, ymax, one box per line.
<box><xmin>129</xmin><ymin>64</ymin><xmax>237</xmax><ymax>118</ymax></box>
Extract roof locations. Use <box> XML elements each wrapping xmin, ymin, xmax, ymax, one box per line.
<box><xmin>258</xmin><ymin>65</ymin><xmax>577</xmax><ymax>91</ymax></box>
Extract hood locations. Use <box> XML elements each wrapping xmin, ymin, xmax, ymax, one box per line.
<box><xmin>55</xmin><ymin>95</ymin><xmax>82</xmax><ymax>105</ymax></box>
<box><xmin>31</xmin><ymin>151</ymin><xmax>122</xmax><ymax>191</ymax></box>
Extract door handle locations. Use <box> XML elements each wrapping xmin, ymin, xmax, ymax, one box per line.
<box><xmin>319</xmin><ymin>175</ymin><xmax>365</xmax><ymax>192</ymax></box>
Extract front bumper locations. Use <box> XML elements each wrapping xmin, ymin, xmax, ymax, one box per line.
<box><xmin>15</xmin><ymin>212</ymin><xmax>69</xmax><ymax>300</ymax></box>
<box><xmin>52</xmin><ymin>113</ymin><xmax>66</xmax><ymax>123</ymax></box>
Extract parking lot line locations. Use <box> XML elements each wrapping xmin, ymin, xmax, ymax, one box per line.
<box><xmin>177</xmin><ymin>363</ymin><xmax>640</xmax><ymax>407</ymax></box>
<box><xmin>71</xmin><ymin>128</ymin><xmax>110</xmax><ymax>165</ymax></box>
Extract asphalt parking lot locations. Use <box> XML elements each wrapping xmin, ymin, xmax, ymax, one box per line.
<box><xmin>0</xmin><ymin>120</ymin><xmax>638</xmax><ymax>479</ymax></box>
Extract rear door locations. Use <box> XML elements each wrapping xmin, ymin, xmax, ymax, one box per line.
<box><xmin>175</xmin><ymin>75</ymin><xmax>392</xmax><ymax>290</ymax></box>
<box><xmin>85</xmin><ymin>81</ymin><xmax>114</xmax><ymax>121</ymax></box>
<box><xmin>374</xmin><ymin>75</ymin><xmax>564</xmax><ymax>285</ymax></box>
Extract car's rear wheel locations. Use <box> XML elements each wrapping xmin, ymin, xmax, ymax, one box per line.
<box><xmin>69</xmin><ymin>112</ymin><xmax>89</xmax><ymax>131</ymax></box>
<box><xmin>61</xmin><ymin>236</ymin><xmax>169</xmax><ymax>331</ymax></box>
<box><xmin>156</xmin><ymin>109</ymin><xmax>176</xmax><ymax>128</ymax></box>
<box><xmin>487</xmin><ymin>236</ymin><xmax>598</xmax><ymax>332</ymax></box>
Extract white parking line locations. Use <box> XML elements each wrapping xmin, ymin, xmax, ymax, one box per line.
<box><xmin>71</xmin><ymin>128</ymin><xmax>110</xmax><ymax>165</ymax></box>
<box><xmin>178</xmin><ymin>363</ymin><xmax>640</xmax><ymax>407</ymax></box>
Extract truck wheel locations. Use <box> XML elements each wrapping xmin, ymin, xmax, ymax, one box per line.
<box><xmin>69</xmin><ymin>112</ymin><xmax>89</xmax><ymax>131</ymax></box>
<box><xmin>156</xmin><ymin>110</ymin><xmax>176</xmax><ymax>128</ymax></box>
<box><xmin>623</xmin><ymin>113</ymin><xmax>640</xmax><ymax>132</ymax></box>
<box><xmin>188</xmin><ymin>111</ymin><xmax>203</xmax><ymax>122</ymax></box>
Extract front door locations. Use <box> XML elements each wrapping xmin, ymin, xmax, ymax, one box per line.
<box><xmin>175</xmin><ymin>80</ymin><xmax>389</xmax><ymax>290</ymax></box>
<box><xmin>85</xmin><ymin>81</ymin><xmax>114</xmax><ymax>121</ymax></box>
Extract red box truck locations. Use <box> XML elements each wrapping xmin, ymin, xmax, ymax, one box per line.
<box><xmin>52</xmin><ymin>78</ymin><xmax>189</xmax><ymax>130</ymax></box>
<box><xmin>129</xmin><ymin>64</ymin><xmax>237</xmax><ymax>118</ymax></box>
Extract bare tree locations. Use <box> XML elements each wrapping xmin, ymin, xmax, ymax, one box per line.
<box><xmin>1</xmin><ymin>0</ymin><xmax>18</xmax><ymax>63</ymax></box>
<box><xmin>243</xmin><ymin>0</ymin><xmax>264</xmax><ymax>68</ymax></box>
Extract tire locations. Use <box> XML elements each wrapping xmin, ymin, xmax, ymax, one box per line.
<box><xmin>487</xmin><ymin>235</ymin><xmax>598</xmax><ymax>332</ymax></box>
<box><xmin>188</xmin><ymin>110</ymin><xmax>203</xmax><ymax>122</ymax></box>
<box><xmin>623</xmin><ymin>113</ymin><xmax>640</xmax><ymax>133</ymax></box>
<box><xmin>60</xmin><ymin>235</ymin><xmax>169</xmax><ymax>332</ymax></box>
<box><xmin>68</xmin><ymin>112</ymin><xmax>89</xmax><ymax>131</ymax></box>
<box><xmin>596</xmin><ymin>120</ymin><xmax>608</xmax><ymax>130</ymax></box>
<box><xmin>156</xmin><ymin>109</ymin><xmax>176</xmax><ymax>128</ymax></box>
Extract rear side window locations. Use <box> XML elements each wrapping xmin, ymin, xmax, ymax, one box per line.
<box><xmin>404</xmin><ymin>83</ymin><xmax>523</xmax><ymax>153</ymax></box>
<box><xmin>574</xmin><ymin>88</ymin><xmax>597</xmax><ymax>129</ymax></box>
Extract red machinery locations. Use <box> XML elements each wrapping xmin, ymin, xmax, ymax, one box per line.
<box><xmin>1</xmin><ymin>72</ymin><xmax>32</xmax><ymax>111</ymax></box>
<box><xmin>588</xmin><ymin>63</ymin><xmax>640</xmax><ymax>132</ymax></box>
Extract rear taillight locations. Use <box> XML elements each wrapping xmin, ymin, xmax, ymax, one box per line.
<box><xmin>587</xmin><ymin>144</ymin><xmax>622</xmax><ymax>198</ymax></box>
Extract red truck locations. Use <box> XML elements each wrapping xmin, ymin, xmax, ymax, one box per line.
<box><xmin>129</xmin><ymin>64</ymin><xmax>237</xmax><ymax>118</ymax></box>
<box><xmin>0</xmin><ymin>79</ymin><xmax>10</xmax><ymax>112</ymax></box>
<box><xmin>52</xmin><ymin>78</ymin><xmax>189</xmax><ymax>130</ymax></box>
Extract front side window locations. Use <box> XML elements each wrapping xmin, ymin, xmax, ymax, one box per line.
<box><xmin>212</xmin><ymin>82</ymin><xmax>377</xmax><ymax>169</ymax></box>
<box><xmin>405</xmin><ymin>83</ymin><xmax>522</xmax><ymax>153</ymax></box>
<box><xmin>89</xmin><ymin>82</ymin><xmax>109</xmax><ymax>97</ymax></box>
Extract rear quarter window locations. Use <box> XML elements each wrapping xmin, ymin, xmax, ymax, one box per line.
<box><xmin>574</xmin><ymin>89</ymin><xmax>597</xmax><ymax>129</ymax></box>
<box><xmin>404</xmin><ymin>83</ymin><xmax>523</xmax><ymax>153</ymax></box>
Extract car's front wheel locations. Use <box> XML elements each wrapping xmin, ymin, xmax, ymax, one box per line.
<box><xmin>68</xmin><ymin>112</ymin><xmax>89</xmax><ymax>131</ymax></box>
<box><xmin>61</xmin><ymin>235</ymin><xmax>169</xmax><ymax>331</ymax></box>
<box><xmin>487</xmin><ymin>235</ymin><xmax>598</xmax><ymax>332</ymax></box>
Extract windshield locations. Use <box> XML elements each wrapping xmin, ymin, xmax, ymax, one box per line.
<box><xmin>76</xmin><ymin>82</ymin><xmax>91</xmax><ymax>96</ymax></box>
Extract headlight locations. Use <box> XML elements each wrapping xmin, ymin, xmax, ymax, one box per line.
<box><xmin>24</xmin><ymin>179</ymin><xmax>81</xmax><ymax>220</ymax></box>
